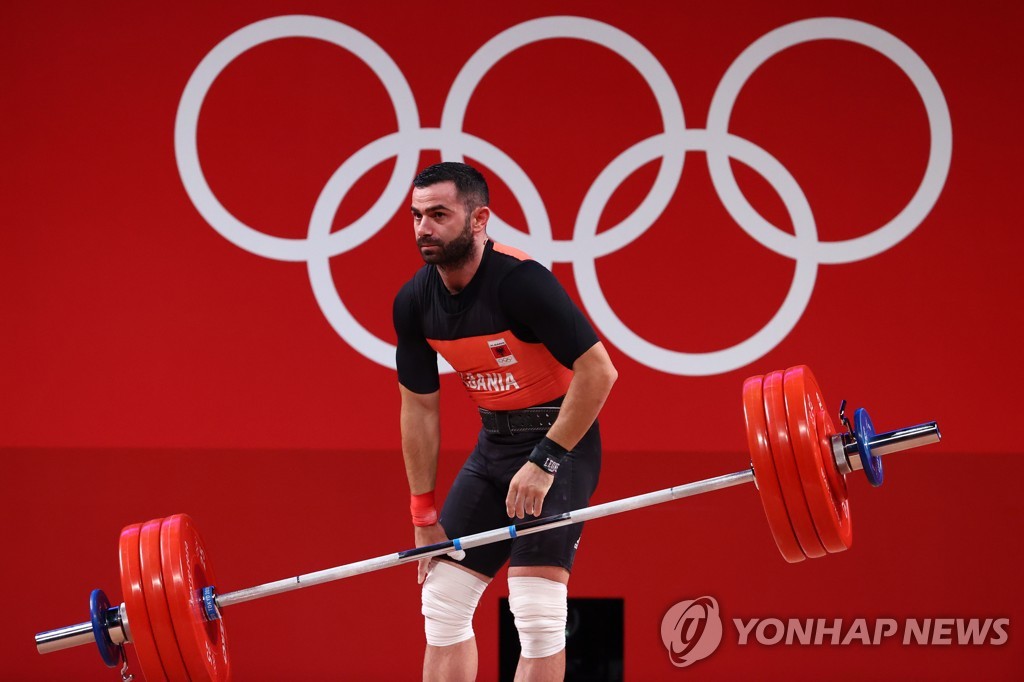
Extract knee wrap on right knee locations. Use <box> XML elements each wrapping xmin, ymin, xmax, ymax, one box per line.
<box><xmin>508</xmin><ymin>576</ymin><xmax>568</xmax><ymax>659</ymax></box>
<box><xmin>421</xmin><ymin>562</ymin><xmax>488</xmax><ymax>647</ymax></box>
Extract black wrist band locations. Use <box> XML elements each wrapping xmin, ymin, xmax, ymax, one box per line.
<box><xmin>528</xmin><ymin>436</ymin><xmax>569</xmax><ymax>475</ymax></box>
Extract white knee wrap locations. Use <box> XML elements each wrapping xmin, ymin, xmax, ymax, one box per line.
<box><xmin>508</xmin><ymin>577</ymin><xmax>568</xmax><ymax>659</ymax></box>
<box><xmin>421</xmin><ymin>562</ymin><xmax>488</xmax><ymax>647</ymax></box>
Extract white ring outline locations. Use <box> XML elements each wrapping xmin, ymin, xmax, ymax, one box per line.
<box><xmin>574</xmin><ymin>129</ymin><xmax>818</xmax><ymax>376</ymax></box>
<box><xmin>174</xmin><ymin>15</ymin><xmax>420</xmax><ymax>262</ymax></box>
<box><xmin>439</xmin><ymin>16</ymin><xmax>686</xmax><ymax>265</ymax></box>
<box><xmin>706</xmin><ymin>17</ymin><xmax>952</xmax><ymax>264</ymax></box>
<box><xmin>306</xmin><ymin>128</ymin><xmax>552</xmax><ymax>372</ymax></box>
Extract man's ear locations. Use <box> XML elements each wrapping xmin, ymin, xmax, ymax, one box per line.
<box><xmin>473</xmin><ymin>205</ymin><xmax>490</xmax><ymax>232</ymax></box>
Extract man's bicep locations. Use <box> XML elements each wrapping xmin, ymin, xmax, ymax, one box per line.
<box><xmin>571</xmin><ymin>341</ymin><xmax>617</xmax><ymax>385</ymax></box>
<box><xmin>399</xmin><ymin>384</ymin><xmax>440</xmax><ymax>414</ymax></box>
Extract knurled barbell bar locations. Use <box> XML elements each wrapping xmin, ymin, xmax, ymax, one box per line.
<box><xmin>34</xmin><ymin>365</ymin><xmax>941</xmax><ymax>681</ymax></box>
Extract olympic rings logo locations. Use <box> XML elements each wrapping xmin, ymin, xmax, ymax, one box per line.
<box><xmin>174</xmin><ymin>15</ymin><xmax>951</xmax><ymax>376</ymax></box>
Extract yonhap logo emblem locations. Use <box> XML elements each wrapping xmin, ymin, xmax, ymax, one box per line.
<box><xmin>660</xmin><ymin>596</ymin><xmax>724</xmax><ymax>668</ymax></box>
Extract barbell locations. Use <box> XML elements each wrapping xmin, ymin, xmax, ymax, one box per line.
<box><xmin>33</xmin><ymin>365</ymin><xmax>940</xmax><ymax>681</ymax></box>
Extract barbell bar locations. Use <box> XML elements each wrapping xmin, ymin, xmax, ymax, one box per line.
<box><xmin>33</xmin><ymin>365</ymin><xmax>941</xmax><ymax>681</ymax></box>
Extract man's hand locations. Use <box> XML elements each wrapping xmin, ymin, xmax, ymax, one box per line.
<box><xmin>413</xmin><ymin>523</ymin><xmax>464</xmax><ymax>584</ymax></box>
<box><xmin>506</xmin><ymin>462</ymin><xmax>555</xmax><ymax>519</ymax></box>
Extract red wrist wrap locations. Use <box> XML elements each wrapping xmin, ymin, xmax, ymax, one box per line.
<box><xmin>410</xmin><ymin>491</ymin><xmax>438</xmax><ymax>527</ymax></box>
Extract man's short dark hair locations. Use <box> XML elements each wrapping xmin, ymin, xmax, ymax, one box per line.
<box><xmin>413</xmin><ymin>162</ymin><xmax>489</xmax><ymax>210</ymax></box>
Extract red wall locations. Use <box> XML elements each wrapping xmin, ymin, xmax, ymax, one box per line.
<box><xmin>3</xmin><ymin>1</ymin><xmax>1022</xmax><ymax>679</ymax></box>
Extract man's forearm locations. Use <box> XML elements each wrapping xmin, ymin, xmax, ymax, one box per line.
<box><xmin>400</xmin><ymin>386</ymin><xmax>442</xmax><ymax>494</ymax></box>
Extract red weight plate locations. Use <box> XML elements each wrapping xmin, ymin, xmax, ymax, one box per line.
<box><xmin>763</xmin><ymin>370</ymin><xmax>826</xmax><ymax>558</ymax></box>
<box><xmin>161</xmin><ymin>514</ymin><xmax>230</xmax><ymax>682</ymax></box>
<box><xmin>743</xmin><ymin>375</ymin><xmax>805</xmax><ymax>563</ymax></box>
<box><xmin>140</xmin><ymin>519</ymin><xmax>191</xmax><ymax>681</ymax></box>
<box><xmin>783</xmin><ymin>366</ymin><xmax>852</xmax><ymax>553</ymax></box>
<box><xmin>120</xmin><ymin>523</ymin><xmax>168</xmax><ymax>682</ymax></box>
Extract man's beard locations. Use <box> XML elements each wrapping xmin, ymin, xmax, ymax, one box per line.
<box><xmin>418</xmin><ymin>215</ymin><xmax>476</xmax><ymax>270</ymax></box>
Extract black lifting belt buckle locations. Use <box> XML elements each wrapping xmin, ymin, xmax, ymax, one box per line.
<box><xmin>479</xmin><ymin>407</ymin><xmax>559</xmax><ymax>436</ymax></box>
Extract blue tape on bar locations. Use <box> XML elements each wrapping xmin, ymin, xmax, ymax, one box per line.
<box><xmin>508</xmin><ymin>525</ymin><xmax>518</xmax><ymax>538</ymax></box>
<box><xmin>453</xmin><ymin>538</ymin><xmax>462</xmax><ymax>551</ymax></box>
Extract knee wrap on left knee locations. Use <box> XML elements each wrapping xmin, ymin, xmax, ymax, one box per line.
<box><xmin>421</xmin><ymin>562</ymin><xmax>488</xmax><ymax>647</ymax></box>
<box><xmin>508</xmin><ymin>577</ymin><xmax>568</xmax><ymax>659</ymax></box>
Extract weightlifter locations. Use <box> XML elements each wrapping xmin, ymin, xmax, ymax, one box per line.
<box><xmin>394</xmin><ymin>162</ymin><xmax>617</xmax><ymax>681</ymax></box>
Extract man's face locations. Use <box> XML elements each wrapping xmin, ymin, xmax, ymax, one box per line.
<box><xmin>410</xmin><ymin>181</ymin><xmax>477</xmax><ymax>268</ymax></box>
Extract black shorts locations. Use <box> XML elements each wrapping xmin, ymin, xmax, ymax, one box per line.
<box><xmin>438</xmin><ymin>422</ymin><xmax>601</xmax><ymax>578</ymax></box>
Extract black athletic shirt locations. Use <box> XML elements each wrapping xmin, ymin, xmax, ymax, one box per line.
<box><xmin>393</xmin><ymin>240</ymin><xmax>599</xmax><ymax>410</ymax></box>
